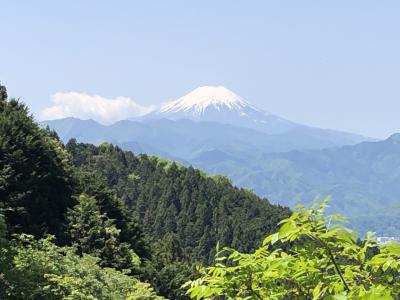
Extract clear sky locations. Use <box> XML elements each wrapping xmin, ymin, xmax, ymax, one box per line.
<box><xmin>1</xmin><ymin>1</ymin><xmax>399</xmax><ymax>138</ymax></box>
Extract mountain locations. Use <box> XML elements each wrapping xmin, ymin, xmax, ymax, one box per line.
<box><xmin>140</xmin><ymin>86</ymin><xmax>370</xmax><ymax>145</ymax></box>
<box><xmin>192</xmin><ymin>133</ymin><xmax>400</xmax><ymax>235</ymax></box>
<box><xmin>43</xmin><ymin>86</ymin><xmax>372</xmax><ymax>159</ymax></box>
<box><xmin>141</xmin><ymin>86</ymin><xmax>296</xmax><ymax>134</ymax></box>
<box><xmin>43</xmin><ymin>117</ymin><xmax>370</xmax><ymax>162</ymax></box>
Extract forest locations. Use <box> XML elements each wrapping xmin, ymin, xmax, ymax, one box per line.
<box><xmin>1</xmin><ymin>84</ymin><xmax>400</xmax><ymax>299</ymax></box>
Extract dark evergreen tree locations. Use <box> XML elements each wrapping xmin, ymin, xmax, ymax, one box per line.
<box><xmin>71</xmin><ymin>167</ymin><xmax>149</xmax><ymax>258</ymax></box>
<box><xmin>0</xmin><ymin>84</ymin><xmax>73</xmax><ymax>238</ymax></box>
<box><xmin>66</xmin><ymin>194</ymin><xmax>135</xmax><ymax>270</ymax></box>
<box><xmin>0</xmin><ymin>83</ymin><xmax>7</xmax><ymax>101</ymax></box>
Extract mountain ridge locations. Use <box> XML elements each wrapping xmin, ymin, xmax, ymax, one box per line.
<box><xmin>40</xmin><ymin>115</ymin><xmax>399</xmax><ymax>235</ymax></box>
<box><xmin>131</xmin><ymin>86</ymin><xmax>373</xmax><ymax>142</ymax></box>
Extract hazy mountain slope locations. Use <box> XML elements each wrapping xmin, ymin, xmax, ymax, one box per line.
<box><xmin>193</xmin><ymin>134</ymin><xmax>400</xmax><ymax>235</ymax></box>
<box><xmin>43</xmin><ymin>116</ymin><xmax>370</xmax><ymax>162</ymax></box>
<box><xmin>139</xmin><ymin>86</ymin><xmax>370</xmax><ymax>145</ymax></box>
<box><xmin>42</xmin><ymin>86</ymin><xmax>372</xmax><ymax>159</ymax></box>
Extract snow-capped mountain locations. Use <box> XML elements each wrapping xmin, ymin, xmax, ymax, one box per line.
<box><xmin>141</xmin><ymin>86</ymin><xmax>297</xmax><ymax>134</ymax></box>
<box><xmin>159</xmin><ymin>86</ymin><xmax>258</xmax><ymax>115</ymax></box>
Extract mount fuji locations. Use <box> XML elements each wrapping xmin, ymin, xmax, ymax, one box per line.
<box><xmin>139</xmin><ymin>86</ymin><xmax>296</xmax><ymax>134</ymax></box>
<box><xmin>44</xmin><ymin>86</ymin><xmax>372</xmax><ymax>154</ymax></box>
<box><xmin>138</xmin><ymin>86</ymin><xmax>369</xmax><ymax>142</ymax></box>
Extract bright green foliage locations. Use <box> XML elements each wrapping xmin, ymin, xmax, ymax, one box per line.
<box><xmin>186</xmin><ymin>201</ymin><xmax>400</xmax><ymax>299</ymax></box>
<box><xmin>66</xmin><ymin>141</ymin><xmax>290</xmax><ymax>299</ymax></box>
<box><xmin>1</xmin><ymin>234</ymin><xmax>164</xmax><ymax>300</ymax></box>
<box><xmin>66</xmin><ymin>194</ymin><xmax>138</xmax><ymax>270</ymax></box>
<box><xmin>0</xmin><ymin>84</ymin><xmax>73</xmax><ymax>237</ymax></box>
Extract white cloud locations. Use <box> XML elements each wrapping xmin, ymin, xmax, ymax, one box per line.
<box><xmin>41</xmin><ymin>92</ymin><xmax>155</xmax><ymax>124</ymax></box>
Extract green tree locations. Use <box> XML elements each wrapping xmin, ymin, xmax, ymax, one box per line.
<box><xmin>66</xmin><ymin>194</ymin><xmax>137</xmax><ymax>270</ymax></box>
<box><xmin>71</xmin><ymin>159</ymin><xmax>149</xmax><ymax>258</ymax></box>
<box><xmin>1</xmin><ymin>234</ymin><xmax>163</xmax><ymax>300</ymax></box>
<box><xmin>0</xmin><ymin>84</ymin><xmax>73</xmax><ymax>238</ymax></box>
<box><xmin>0</xmin><ymin>213</ymin><xmax>7</xmax><ymax>247</ymax></box>
<box><xmin>186</xmin><ymin>201</ymin><xmax>400</xmax><ymax>299</ymax></box>
<box><xmin>0</xmin><ymin>213</ymin><xmax>11</xmax><ymax>298</ymax></box>
<box><xmin>144</xmin><ymin>233</ymin><xmax>196</xmax><ymax>300</ymax></box>
<box><xmin>0</xmin><ymin>83</ymin><xmax>7</xmax><ymax>101</ymax></box>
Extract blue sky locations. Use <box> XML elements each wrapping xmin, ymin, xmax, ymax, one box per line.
<box><xmin>1</xmin><ymin>1</ymin><xmax>399</xmax><ymax>138</ymax></box>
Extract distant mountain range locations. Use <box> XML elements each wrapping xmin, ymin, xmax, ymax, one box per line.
<box><xmin>193</xmin><ymin>133</ymin><xmax>400</xmax><ymax>235</ymax></box>
<box><xmin>42</xmin><ymin>86</ymin><xmax>400</xmax><ymax>235</ymax></box>
<box><xmin>138</xmin><ymin>86</ymin><xmax>370</xmax><ymax>143</ymax></box>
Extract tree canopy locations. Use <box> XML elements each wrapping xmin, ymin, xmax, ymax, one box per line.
<box><xmin>186</xmin><ymin>201</ymin><xmax>400</xmax><ymax>299</ymax></box>
<box><xmin>0</xmin><ymin>85</ymin><xmax>73</xmax><ymax>238</ymax></box>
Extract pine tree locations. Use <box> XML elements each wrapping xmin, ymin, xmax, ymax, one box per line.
<box><xmin>0</xmin><ymin>84</ymin><xmax>73</xmax><ymax>238</ymax></box>
<box><xmin>66</xmin><ymin>194</ymin><xmax>136</xmax><ymax>270</ymax></box>
<box><xmin>0</xmin><ymin>83</ymin><xmax>7</xmax><ymax>101</ymax></box>
<box><xmin>72</xmin><ymin>167</ymin><xmax>149</xmax><ymax>258</ymax></box>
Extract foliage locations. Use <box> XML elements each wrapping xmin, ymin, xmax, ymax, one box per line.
<box><xmin>0</xmin><ymin>82</ymin><xmax>7</xmax><ymax>100</ymax></box>
<box><xmin>140</xmin><ymin>233</ymin><xmax>198</xmax><ymax>299</ymax></box>
<box><xmin>66</xmin><ymin>194</ymin><xmax>138</xmax><ymax>270</ymax></box>
<box><xmin>66</xmin><ymin>141</ymin><xmax>291</xmax><ymax>263</ymax></box>
<box><xmin>0</xmin><ymin>85</ymin><xmax>73</xmax><ymax>238</ymax></box>
<box><xmin>0</xmin><ymin>84</ymin><xmax>162</xmax><ymax>298</ymax></box>
<box><xmin>186</xmin><ymin>201</ymin><xmax>400</xmax><ymax>299</ymax></box>
<box><xmin>71</xmin><ymin>166</ymin><xmax>149</xmax><ymax>258</ymax></box>
<box><xmin>0</xmin><ymin>213</ymin><xmax>10</xmax><ymax>293</ymax></box>
<box><xmin>0</xmin><ymin>213</ymin><xmax>7</xmax><ymax>247</ymax></box>
<box><xmin>0</xmin><ymin>234</ymin><xmax>164</xmax><ymax>300</ymax></box>
<box><xmin>66</xmin><ymin>140</ymin><xmax>291</xmax><ymax>298</ymax></box>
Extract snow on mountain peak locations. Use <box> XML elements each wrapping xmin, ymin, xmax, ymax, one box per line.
<box><xmin>135</xmin><ymin>86</ymin><xmax>297</xmax><ymax>133</ymax></box>
<box><xmin>160</xmin><ymin>86</ymin><xmax>253</xmax><ymax>115</ymax></box>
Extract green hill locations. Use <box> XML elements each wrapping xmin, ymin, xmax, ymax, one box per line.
<box><xmin>66</xmin><ymin>139</ymin><xmax>291</xmax><ymax>263</ymax></box>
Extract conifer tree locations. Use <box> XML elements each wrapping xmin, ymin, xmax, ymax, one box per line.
<box><xmin>66</xmin><ymin>194</ymin><xmax>137</xmax><ymax>270</ymax></box>
<box><xmin>0</xmin><ymin>83</ymin><xmax>73</xmax><ymax>237</ymax></box>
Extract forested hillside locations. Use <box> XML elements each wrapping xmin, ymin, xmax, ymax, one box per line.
<box><xmin>66</xmin><ymin>140</ymin><xmax>290</xmax><ymax>263</ymax></box>
<box><xmin>0</xmin><ymin>84</ymin><xmax>290</xmax><ymax>299</ymax></box>
<box><xmin>65</xmin><ymin>140</ymin><xmax>290</xmax><ymax>298</ymax></box>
